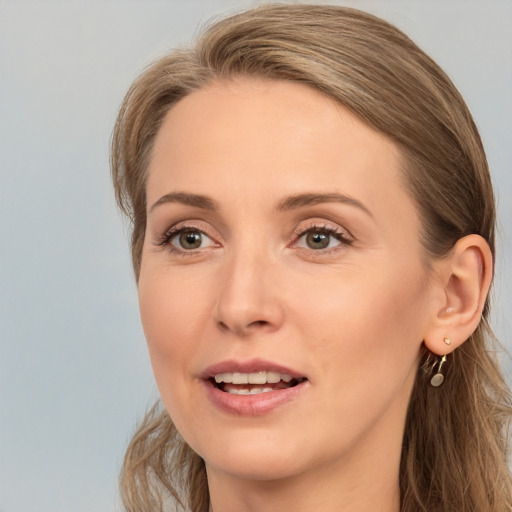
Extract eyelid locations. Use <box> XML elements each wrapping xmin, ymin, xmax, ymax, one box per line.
<box><xmin>154</xmin><ymin>220</ymin><xmax>221</xmax><ymax>252</ymax></box>
<box><xmin>291</xmin><ymin>220</ymin><xmax>354</xmax><ymax>250</ymax></box>
<box><xmin>170</xmin><ymin>229</ymin><xmax>216</xmax><ymax>250</ymax></box>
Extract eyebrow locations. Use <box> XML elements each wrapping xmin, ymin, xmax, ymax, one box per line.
<box><xmin>150</xmin><ymin>192</ymin><xmax>218</xmax><ymax>212</ymax></box>
<box><xmin>277</xmin><ymin>192</ymin><xmax>373</xmax><ymax>217</ymax></box>
<box><xmin>149</xmin><ymin>191</ymin><xmax>372</xmax><ymax>217</ymax></box>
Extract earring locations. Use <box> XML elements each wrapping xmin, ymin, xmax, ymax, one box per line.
<box><xmin>430</xmin><ymin>355</ymin><xmax>447</xmax><ymax>387</ymax></box>
<box><xmin>443</xmin><ymin>337</ymin><xmax>452</xmax><ymax>346</ymax></box>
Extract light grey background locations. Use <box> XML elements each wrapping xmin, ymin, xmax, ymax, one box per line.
<box><xmin>1</xmin><ymin>1</ymin><xmax>510</xmax><ymax>511</ymax></box>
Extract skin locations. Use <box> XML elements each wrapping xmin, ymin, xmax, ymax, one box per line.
<box><xmin>138</xmin><ymin>78</ymin><xmax>480</xmax><ymax>512</ymax></box>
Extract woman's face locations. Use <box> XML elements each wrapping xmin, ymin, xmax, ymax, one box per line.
<box><xmin>139</xmin><ymin>79</ymin><xmax>437</xmax><ymax>483</ymax></box>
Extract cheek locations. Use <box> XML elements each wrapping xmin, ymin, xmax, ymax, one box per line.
<box><xmin>138</xmin><ymin>272</ymin><xmax>214</xmax><ymax>440</ymax></box>
<box><xmin>138</xmin><ymin>272</ymin><xmax>207</xmax><ymax>386</ymax></box>
<box><xmin>296</xmin><ymin>264</ymin><xmax>428</xmax><ymax>395</ymax></box>
<box><xmin>300</xmin><ymin>262</ymin><xmax>426</xmax><ymax>335</ymax></box>
<box><xmin>287</xmin><ymin>270</ymin><xmax>427</xmax><ymax>460</ymax></box>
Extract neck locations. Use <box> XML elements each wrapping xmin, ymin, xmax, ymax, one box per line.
<box><xmin>208</xmin><ymin>467</ymin><xmax>400</xmax><ymax>512</ymax></box>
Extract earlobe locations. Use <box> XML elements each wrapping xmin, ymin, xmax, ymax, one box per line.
<box><xmin>423</xmin><ymin>234</ymin><xmax>493</xmax><ymax>356</ymax></box>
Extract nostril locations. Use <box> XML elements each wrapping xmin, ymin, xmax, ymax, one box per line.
<box><xmin>249</xmin><ymin>320</ymin><xmax>269</xmax><ymax>328</ymax></box>
<box><xmin>217</xmin><ymin>321</ymin><xmax>230</xmax><ymax>332</ymax></box>
<box><xmin>216</xmin><ymin>319</ymin><xmax>270</xmax><ymax>334</ymax></box>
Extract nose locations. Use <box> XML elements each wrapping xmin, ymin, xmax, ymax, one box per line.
<box><xmin>213</xmin><ymin>249</ymin><xmax>285</xmax><ymax>337</ymax></box>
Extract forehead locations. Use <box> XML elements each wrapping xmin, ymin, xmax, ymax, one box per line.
<box><xmin>146</xmin><ymin>78</ymin><xmax>416</xmax><ymax>227</ymax></box>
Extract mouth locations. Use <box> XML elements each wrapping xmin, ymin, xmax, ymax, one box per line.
<box><xmin>201</xmin><ymin>361</ymin><xmax>308</xmax><ymax>415</ymax></box>
<box><xmin>211</xmin><ymin>371</ymin><xmax>307</xmax><ymax>395</ymax></box>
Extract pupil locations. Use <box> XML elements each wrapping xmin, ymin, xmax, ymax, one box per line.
<box><xmin>180</xmin><ymin>230</ymin><xmax>201</xmax><ymax>249</ymax></box>
<box><xmin>307</xmin><ymin>231</ymin><xmax>329</xmax><ymax>249</ymax></box>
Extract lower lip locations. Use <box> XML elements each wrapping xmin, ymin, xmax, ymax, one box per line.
<box><xmin>203</xmin><ymin>380</ymin><xmax>308</xmax><ymax>416</ymax></box>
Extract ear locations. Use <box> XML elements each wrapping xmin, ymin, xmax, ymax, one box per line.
<box><xmin>423</xmin><ymin>234</ymin><xmax>493</xmax><ymax>356</ymax></box>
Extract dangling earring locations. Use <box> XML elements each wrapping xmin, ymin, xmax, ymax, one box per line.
<box><xmin>430</xmin><ymin>355</ymin><xmax>447</xmax><ymax>387</ymax></box>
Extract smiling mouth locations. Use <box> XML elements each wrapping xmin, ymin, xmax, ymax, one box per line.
<box><xmin>211</xmin><ymin>371</ymin><xmax>306</xmax><ymax>395</ymax></box>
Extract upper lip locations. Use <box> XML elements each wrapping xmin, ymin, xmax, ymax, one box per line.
<box><xmin>200</xmin><ymin>358</ymin><xmax>306</xmax><ymax>380</ymax></box>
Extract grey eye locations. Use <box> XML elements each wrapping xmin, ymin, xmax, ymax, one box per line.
<box><xmin>179</xmin><ymin>230</ymin><xmax>202</xmax><ymax>249</ymax></box>
<box><xmin>171</xmin><ymin>229</ymin><xmax>213</xmax><ymax>250</ymax></box>
<box><xmin>305</xmin><ymin>231</ymin><xmax>331</xmax><ymax>249</ymax></box>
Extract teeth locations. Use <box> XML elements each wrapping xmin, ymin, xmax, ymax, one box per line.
<box><xmin>227</xmin><ymin>387</ymin><xmax>274</xmax><ymax>395</ymax></box>
<box><xmin>233</xmin><ymin>372</ymin><xmax>248</xmax><ymax>384</ymax></box>
<box><xmin>248</xmin><ymin>371</ymin><xmax>266</xmax><ymax>384</ymax></box>
<box><xmin>214</xmin><ymin>371</ymin><xmax>296</xmax><ymax>384</ymax></box>
<box><xmin>266</xmin><ymin>371</ymin><xmax>281</xmax><ymax>383</ymax></box>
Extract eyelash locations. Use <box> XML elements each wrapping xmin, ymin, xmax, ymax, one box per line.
<box><xmin>293</xmin><ymin>223</ymin><xmax>354</xmax><ymax>251</ymax></box>
<box><xmin>155</xmin><ymin>222</ymin><xmax>353</xmax><ymax>255</ymax></box>
<box><xmin>155</xmin><ymin>224</ymin><xmax>217</xmax><ymax>255</ymax></box>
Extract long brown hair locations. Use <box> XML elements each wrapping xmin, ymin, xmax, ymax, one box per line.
<box><xmin>111</xmin><ymin>5</ymin><xmax>511</xmax><ymax>511</ymax></box>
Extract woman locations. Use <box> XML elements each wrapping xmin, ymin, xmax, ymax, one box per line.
<box><xmin>111</xmin><ymin>4</ymin><xmax>511</xmax><ymax>512</ymax></box>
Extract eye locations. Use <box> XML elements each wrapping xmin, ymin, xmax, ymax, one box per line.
<box><xmin>302</xmin><ymin>231</ymin><xmax>334</xmax><ymax>250</ymax></box>
<box><xmin>173</xmin><ymin>229</ymin><xmax>205</xmax><ymax>250</ymax></box>
<box><xmin>161</xmin><ymin>227</ymin><xmax>217</xmax><ymax>252</ymax></box>
<box><xmin>295</xmin><ymin>226</ymin><xmax>352</xmax><ymax>251</ymax></box>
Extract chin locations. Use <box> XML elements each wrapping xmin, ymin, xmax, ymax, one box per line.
<box><xmin>206</xmin><ymin>449</ymin><xmax>304</xmax><ymax>482</ymax></box>
<box><xmin>192</xmin><ymin>428</ymin><xmax>310</xmax><ymax>482</ymax></box>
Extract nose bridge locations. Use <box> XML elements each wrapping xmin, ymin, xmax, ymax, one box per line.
<box><xmin>214</xmin><ymin>239</ymin><xmax>283</xmax><ymax>336</ymax></box>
